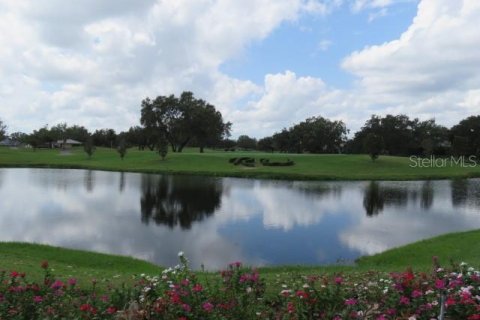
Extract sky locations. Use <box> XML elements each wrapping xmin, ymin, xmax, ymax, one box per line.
<box><xmin>0</xmin><ymin>0</ymin><xmax>479</xmax><ymax>138</ymax></box>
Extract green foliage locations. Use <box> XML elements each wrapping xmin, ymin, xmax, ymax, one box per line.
<box><xmin>157</xmin><ymin>135</ymin><xmax>168</xmax><ymax>160</ymax></box>
<box><xmin>348</xmin><ymin>114</ymin><xmax>449</xmax><ymax>156</ymax></box>
<box><xmin>269</xmin><ymin>116</ymin><xmax>348</xmax><ymax>153</ymax></box>
<box><xmin>140</xmin><ymin>91</ymin><xmax>230</xmax><ymax>153</ymax></box>
<box><xmin>93</xmin><ymin>128</ymin><xmax>117</xmax><ymax>148</ymax></box>
<box><xmin>0</xmin><ymin>118</ymin><xmax>6</xmax><ymax>141</ymax></box>
<box><xmin>117</xmin><ymin>138</ymin><xmax>127</xmax><ymax>160</ymax></box>
<box><xmin>363</xmin><ymin>132</ymin><xmax>385</xmax><ymax>161</ymax></box>
<box><xmin>451</xmin><ymin>115</ymin><xmax>480</xmax><ymax>156</ymax></box>
<box><xmin>83</xmin><ymin>136</ymin><xmax>96</xmax><ymax>158</ymax></box>
<box><xmin>236</xmin><ymin>135</ymin><xmax>257</xmax><ymax>150</ymax></box>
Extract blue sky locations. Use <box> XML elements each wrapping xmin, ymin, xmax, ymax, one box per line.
<box><xmin>0</xmin><ymin>0</ymin><xmax>479</xmax><ymax>137</ymax></box>
<box><xmin>222</xmin><ymin>2</ymin><xmax>418</xmax><ymax>89</ymax></box>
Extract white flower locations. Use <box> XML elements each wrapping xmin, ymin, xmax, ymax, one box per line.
<box><xmin>460</xmin><ymin>262</ymin><xmax>468</xmax><ymax>267</ymax></box>
<box><xmin>408</xmin><ymin>316</ymin><xmax>416</xmax><ymax>320</ymax></box>
<box><xmin>178</xmin><ymin>251</ymin><xmax>184</xmax><ymax>257</ymax></box>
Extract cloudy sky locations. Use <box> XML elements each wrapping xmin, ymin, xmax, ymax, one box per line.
<box><xmin>0</xmin><ymin>0</ymin><xmax>479</xmax><ymax>137</ymax></box>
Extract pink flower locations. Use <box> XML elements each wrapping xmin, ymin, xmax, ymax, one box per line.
<box><xmin>345</xmin><ymin>298</ymin><xmax>357</xmax><ymax>306</ymax></box>
<box><xmin>68</xmin><ymin>278</ymin><xmax>77</xmax><ymax>287</ymax></box>
<box><xmin>33</xmin><ymin>296</ymin><xmax>43</xmax><ymax>303</ymax></box>
<box><xmin>202</xmin><ymin>302</ymin><xmax>214</xmax><ymax>313</ymax></box>
<box><xmin>411</xmin><ymin>290</ymin><xmax>423</xmax><ymax>298</ymax></box>
<box><xmin>193</xmin><ymin>284</ymin><xmax>203</xmax><ymax>292</ymax></box>
<box><xmin>182</xmin><ymin>304</ymin><xmax>191</xmax><ymax>312</ymax></box>
<box><xmin>50</xmin><ymin>280</ymin><xmax>64</xmax><ymax>290</ymax></box>
<box><xmin>399</xmin><ymin>296</ymin><xmax>410</xmax><ymax>305</ymax></box>
<box><xmin>335</xmin><ymin>277</ymin><xmax>343</xmax><ymax>285</ymax></box>
<box><xmin>435</xmin><ymin>279</ymin><xmax>445</xmax><ymax>289</ymax></box>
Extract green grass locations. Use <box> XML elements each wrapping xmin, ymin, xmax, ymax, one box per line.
<box><xmin>1</xmin><ymin>147</ymin><xmax>480</xmax><ymax>180</ymax></box>
<box><xmin>1</xmin><ymin>230</ymin><xmax>479</xmax><ymax>288</ymax></box>
<box><xmin>0</xmin><ymin>242</ymin><xmax>162</xmax><ymax>288</ymax></box>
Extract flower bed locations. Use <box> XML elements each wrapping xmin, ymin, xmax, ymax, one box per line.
<box><xmin>1</xmin><ymin>255</ymin><xmax>480</xmax><ymax>319</ymax></box>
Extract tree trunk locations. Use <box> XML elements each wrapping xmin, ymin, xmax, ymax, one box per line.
<box><xmin>200</xmin><ymin>146</ymin><xmax>204</xmax><ymax>153</ymax></box>
<box><xmin>177</xmin><ymin>138</ymin><xmax>190</xmax><ymax>153</ymax></box>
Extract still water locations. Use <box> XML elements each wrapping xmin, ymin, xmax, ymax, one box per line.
<box><xmin>0</xmin><ymin>168</ymin><xmax>479</xmax><ymax>269</ymax></box>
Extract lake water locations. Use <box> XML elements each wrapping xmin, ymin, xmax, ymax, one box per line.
<box><xmin>0</xmin><ymin>168</ymin><xmax>479</xmax><ymax>270</ymax></box>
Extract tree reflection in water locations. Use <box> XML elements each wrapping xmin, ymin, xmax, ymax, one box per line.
<box><xmin>363</xmin><ymin>182</ymin><xmax>385</xmax><ymax>217</ymax></box>
<box><xmin>140</xmin><ymin>174</ymin><xmax>222</xmax><ymax>229</ymax></box>
<box><xmin>362</xmin><ymin>181</ymin><xmax>430</xmax><ymax>216</ymax></box>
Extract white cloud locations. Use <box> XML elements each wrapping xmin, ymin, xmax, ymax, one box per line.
<box><xmin>0</xmin><ymin>0</ymin><xmax>479</xmax><ymax>138</ymax></box>
<box><xmin>340</xmin><ymin>0</ymin><xmax>480</xmax><ymax>129</ymax></box>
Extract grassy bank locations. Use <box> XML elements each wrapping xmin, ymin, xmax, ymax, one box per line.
<box><xmin>2</xmin><ymin>230</ymin><xmax>479</xmax><ymax>287</ymax></box>
<box><xmin>1</xmin><ymin>147</ymin><xmax>480</xmax><ymax>180</ymax></box>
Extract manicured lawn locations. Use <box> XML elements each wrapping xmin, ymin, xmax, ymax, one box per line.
<box><xmin>1</xmin><ymin>147</ymin><xmax>480</xmax><ymax>180</ymax></box>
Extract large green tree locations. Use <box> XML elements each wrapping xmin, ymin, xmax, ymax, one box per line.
<box><xmin>140</xmin><ymin>91</ymin><xmax>230</xmax><ymax>153</ymax></box>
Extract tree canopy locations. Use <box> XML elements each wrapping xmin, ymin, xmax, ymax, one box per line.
<box><xmin>140</xmin><ymin>91</ymin><xmax>230</xmax><ymax>153</ymax></box>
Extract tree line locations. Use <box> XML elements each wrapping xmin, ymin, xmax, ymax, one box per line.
<box><xmin>1</xmin><ymin>92</ymin><xmax>480</xmax><ymax>159</ymax></box>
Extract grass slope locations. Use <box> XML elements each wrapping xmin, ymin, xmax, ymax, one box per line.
<box><xmin>1</xmin><ymin>230</ymin><xmax>479</xmax><ymax>288</ymax></box>
<box><xmin>0</xmin><ymin>242</ymin><xmax>162</xmax><ymax>288</ymax></box>
<box><xmin>1</xmin><ymin>147</ymin><xmax>480</xmax><ymax>180</ymax></box>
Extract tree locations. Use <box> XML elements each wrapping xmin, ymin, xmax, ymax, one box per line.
<box><xmin>158</xmin><ymin>134</ymin><xmax>168</xmax><ymax>160</ymax></box>
<box><xmin>93</xmin><ymin>129</ymin><xmax>117</xmax><ymax>148</ymax></box>
<box><xmin>84</xmin><ymin>136</ymin><xmax>95</xmax><ymax>158</ymax></box>
<box><xmin>0</xmin><ymin>118</ymin><xmax>7</xmax><ymax>141</ymax></box>
<box><xmin>451</xmin><ymin>115</ymin><xmax>480</xmax><ymax>156</ymax></box>
<box><xmin>257</xmin><ymin>136</ymin><xmax>274</xmax><ymax>152</ymax></box>
<box><xmin>117</xmin><ymin>138</ymin><xmax>127</xmax><ymax>160</ymax></box>
<box><xmin>140</xmin><ymin>91</ymin><xmax>230</xmax><ymax>153</ymax></box>
<box><xmin>236</xmin><ymin>135</ymin><xmax>257</xmax><ymax>150</ymax></box>
<box><xmin>363</xmin><ymin>133</ymin><xmax>385</xmax><ymax>161</ymax></box>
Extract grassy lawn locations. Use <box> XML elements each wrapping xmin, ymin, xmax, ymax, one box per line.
<box><xmin>1</xmin><ymin>146</ymin><xmax>480</xmax><ymax>180</ymax></box>
<box><xmin>1</xmin><ymin>230</ymin><xmax>479</xmax><ymax>290</ymax></box>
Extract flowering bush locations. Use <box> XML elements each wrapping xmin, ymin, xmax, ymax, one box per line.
<box><xmin>1</xmin><ymin>255</ymin><xmax>480</xmax><ymax>319</ymax></box>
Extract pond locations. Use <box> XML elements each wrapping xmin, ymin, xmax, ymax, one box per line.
<box><xmin>0</xmin><ymin>168</ymin><xmax>479</xmax><ymax>270</ymax></box>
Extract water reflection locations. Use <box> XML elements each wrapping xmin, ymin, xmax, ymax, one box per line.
<box><xmin>362</xmin><ymin>181</ymin><xmax>436</xmax><ymax>216</ymax></box>
<box><xmin>140</xmin><ymin>175</ymin><xmax>222</xmax><ymax>229</ymax></box>
<box><xmin>421</xmin><ymin>181</ymin><xmax>433</xmax><ymax>210</ymax></box>
<box><xmin>1</xmin><ymin>168</ymin><xmax>480</xmax><ymax>269</ymax></box>
<box><xmin>84</xmin><ymin>170</ymin><xmax>95</xmax><ymax>192</ymax></box>
<box><xmin>363</xmin><ymin>182</ymin><xmax>385</xmax><ymax>217</ymax></box>
<box><xmin>119</xmin><ymin>172</ymin><xmax>126</xmax><ymax>192</ymax></box>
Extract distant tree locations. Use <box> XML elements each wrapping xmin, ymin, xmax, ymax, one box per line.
<box><xmin>257</xmin><ymin>136</ymin><xmax>274</xmax><ymax>152</ymax></box>
<box><xmin>117</xmin><ymin>138</ymin><xmax>127</xmax><ymax>160</ymax></box>
<box><xmin>363</xmin><ymin>133</ymin><xmax>385</xmax><ymax>161</ymax></box>
<box><xmin>92</xmin><ymin>129</ymin><xmax>117</xmax><ymax>148</ymax></box>
<box><xmin>158</xmin><ymin>134</ymin><xmax>168</xmax><ymax>160</ymax></box>
<box><xmin>451</xmin><ymin>115</ymin><xmax>480</xmax><ymax>156</ymax></box>
<box><xmin>29</xmin><ymin>125</ymin><xmax>54</xmax><ymax>149</ymax></box>
<box><xmin>0</xmin><ymin>118</ymin><xmax>7</xmax><ymax>141</ymax></box>
<box><xmin>452</xmin><ymin>136</ymin><xmax>469</xmax><ymax>157</ymax></box>
<box><xmin>236</xmin><ymin>135</ymin><xmax>257</xmax><ymax>150</ymax></box>
<box><xmin>84</xmin><ymin>136</ymin><xmax>96</xmax><ymax>158</ymax></box>
<box><xmin>9</xmin><ymin>132</ymin><xmax>28</xmax><ymax>143</ymax></box>
<box><xmin>218</xmin><ymin>138</ymin><xmax>236</xmax><ymax>151</ymax></box>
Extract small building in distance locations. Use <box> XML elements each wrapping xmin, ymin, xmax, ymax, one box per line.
<box><xmin>0</xmin><ymin>138</ymin><xmax>22</xmax><ymax>148</ymax></box>
<box><xmin>56</xmin><ymin>139</ymin><xmax>83</xmax><ymax>149</ymax></box>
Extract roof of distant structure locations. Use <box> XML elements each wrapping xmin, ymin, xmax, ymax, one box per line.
<box><xmin>57</xmin><ymin>139</ymin><xmax>82</xmax><ymax>144</ymax></box>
